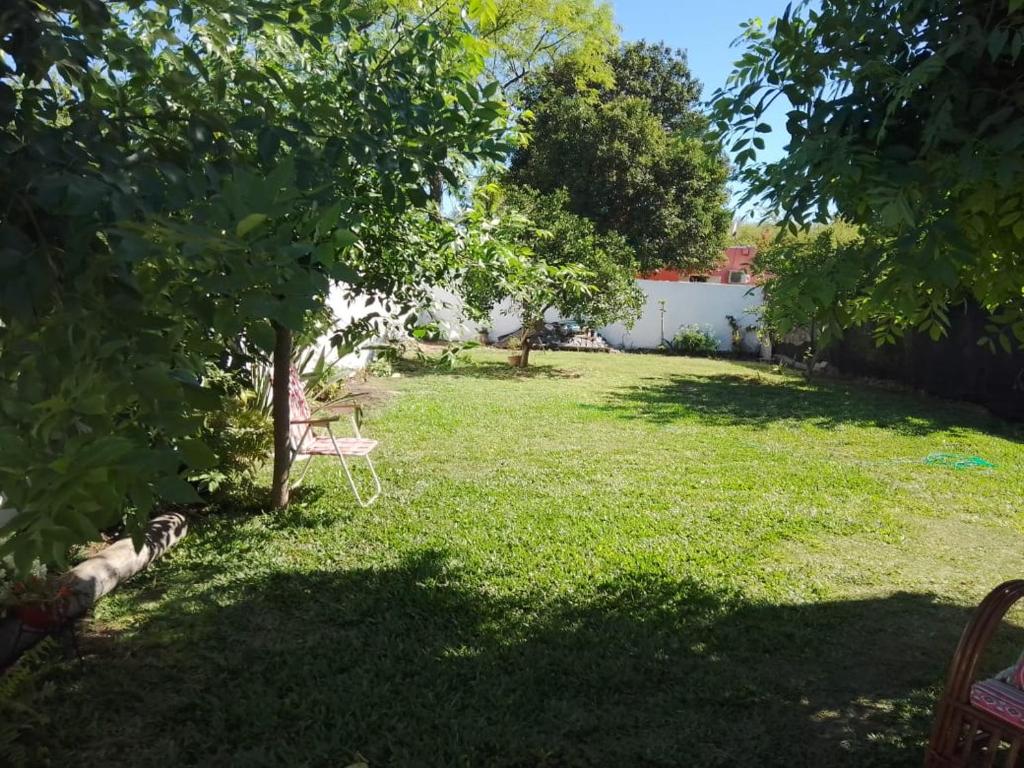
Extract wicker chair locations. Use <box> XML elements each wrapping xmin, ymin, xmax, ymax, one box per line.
<box><xmin>926</xmin><ymin>580</ymin><xmax>1024</xmax><ymax>767</ymax></box>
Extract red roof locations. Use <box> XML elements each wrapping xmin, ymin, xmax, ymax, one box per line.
<box><xmin>640</xmin><ymin>246</ymin><xmax>760</xmax><ymax>284</ymax></box>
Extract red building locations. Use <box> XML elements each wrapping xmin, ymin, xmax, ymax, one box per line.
<box><xmin>642</xmin><ymin>246</ymin><xmax>758</xmax><ymax>284</ymax></box>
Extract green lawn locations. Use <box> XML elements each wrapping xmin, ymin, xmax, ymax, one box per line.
<box><xmin>18</xmin><ymin>350</ymin><xmax>1024</xmax><ymax>767</ymax></box>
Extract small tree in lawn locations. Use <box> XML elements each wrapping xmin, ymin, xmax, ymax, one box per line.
<box><xmin>463</xmin><ymin>185</ymin><xmax>644</xmax><ymax>367</ymax></box>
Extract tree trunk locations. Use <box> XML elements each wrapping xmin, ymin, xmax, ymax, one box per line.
<box><xmin>271</xmin><ymin>322</ymin><xmax>292</xmax><ymax>509</ymax></box>
<box><xmin>429</xmin><ymin>169</ymin><xmax>444</xmax><ymax>218</ymax></box>
<box><xmin>805</xmin><ymin>322</ymin><xmax>820</xmax><ymax>381</ymax></box>
<box><xmin>519</xmin><ymin>334</ymin><xmax>532</xmax><ymax>368</ymax></box>
<box><xmin>0</xmin><ymin>512</ymin><xmax>188</xmax><ymax>668</ymax></box>
<box><xmin>518</xmin><ymin>314</ymin><xmax>546</xmax><ymax>368</ymax></box>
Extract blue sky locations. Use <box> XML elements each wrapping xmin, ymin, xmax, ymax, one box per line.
<box><xmin>611</xmin><ymin>1</ymin><xmax>791</xmax><ymax>214</ymax></box>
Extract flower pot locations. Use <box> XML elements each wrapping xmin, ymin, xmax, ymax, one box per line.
<box><xmin>507</xmin><ymin>354</ymin><xmax>522</xmax><ymax>367</ymax></box>
<box><xmin>14</xmin><ymin>602</ymin><xmax>64</xmax><ymax>630</ymax></box>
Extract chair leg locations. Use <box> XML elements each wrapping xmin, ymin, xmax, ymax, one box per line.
<box><xmin>290</xmin><ymin>455</ymin><xmax>315</xmax><ymax>490</ymax></box>
<box><xmin>337</xmin><ymin>453</ymin><xmax>381</xmax><ymax>507</ymax></box>
<box><xmin>362</xmin><ymin>454</ymin><xmax>382</xmax><ymax>506</ymax></box>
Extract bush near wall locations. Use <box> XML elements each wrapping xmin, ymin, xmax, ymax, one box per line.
<box><xmin>820</xmin><ymin>303</ymin><xmax>1024</xmax><ymax>421</ymax></box>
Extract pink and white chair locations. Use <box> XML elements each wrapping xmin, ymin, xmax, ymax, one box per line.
<box><xmin>286</xmin><ymin>367</ymin><xmax>381</xmax><ymax>506</ymax></box>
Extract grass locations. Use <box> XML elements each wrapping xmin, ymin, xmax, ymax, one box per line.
<box><xmin>13</xmin><ymin>350</ymin><xmax>1024</xmax><ymax>767</ymax></box>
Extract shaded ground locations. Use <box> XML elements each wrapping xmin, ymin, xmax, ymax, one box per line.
<box><xmin>10</xmin><ymin>350</ymin><xmax>1024</xmax><ymax>767</ymax></box>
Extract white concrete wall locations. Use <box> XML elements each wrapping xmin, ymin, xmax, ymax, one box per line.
<box><xmin>420</xmin><ymin>280</ymin><xmax>763</xmax><ymax>353</ymax></box>
<box><xmin>335</xmin><ymin>280</ymin><xmax>764</xmax><ymax>360</ymax></box>
<box><xmin>418</xmin><ymin>290</ymin><xmax>562</xmax><ymax>341</ymax></box>
<box><xmin>322</xmin><ymin>283</ymin><xmax>412</xmax><ymax>370</ymax></box>
<box><xmin>601</xmin><ymin>281</ymin><xmax>763</xmax><ymax>352</ymax></box>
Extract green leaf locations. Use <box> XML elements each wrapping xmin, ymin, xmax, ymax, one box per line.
<box><xmin>248</xmin><ymin>321</ymin><xmax>276</xmax><ymax>352</ymax></box>
<box><xmin>179</xmin><ymin>438</ymin><xmax>217</xmax><ymax>470</ymax></box>
<box><xmin>334</xmin><ymin>228</ymin><xmax>359</xmax><ymax>248</ymax></box>
<box><xmin>66</xmin><ymin>509</ymin><xmax>102</xmax><ymax>542</ymax></box>
<box><xmin>989</xmin><ymin>28</ymin><xmax>1010</xmax><ymax>60</ymax></box>
<box><xmin>155</xmin><ymin>476</ymin><xmax>203</xmax><ymax>504</ymax></box>
<box><xmin>237</xmin><ymin>213</ymin><xmax>268</xmax><ymax>238</ymax></box>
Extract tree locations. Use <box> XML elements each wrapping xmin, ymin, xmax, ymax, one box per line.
<box><xmin>0</xmin><ymin>0</ymin><xmax>514</xmax><ymax>570</ymax></box>
<box><xmin>462</xmin><ymin>185</ymin><xmax>644</xmax><ymax>366</ymax></box>
<box><xmin>608</xmin><ymin>41</ymin><xmax>704</xmax><ymax>132</ymax></box>
<box><xmin>510</xmin><ymin>48</ymin><xmax>731</xmax><ymax>273</ymax></box>
<box><xmin>375</xmin><ymin>0</ymin><xmax>619</xmax><ymax>205</ymax></box>
<box><xmin>381</xmin><ymin>0</ymin><xmax>618</xmax><ymax>91</ymax></box>
<box><xmin>752</xmin><ymin>226</ymin><xmax>864</xmax><ymax>377</ymax></box>
<box><xmin>712</xmin><ymin>0</ymin><xmax>1024</xmax><ymax>349</ymax></box>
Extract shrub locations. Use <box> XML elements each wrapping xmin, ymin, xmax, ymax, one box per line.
<box><xmin>0</xmin><ymin>638</ymin><xmax>53</xmax><ymax>766</ymax></box>
<box><xmin>667</xmin><ymin>324</ymin><xmax>720</xmax><ymax>356</ymax></box>
<box><xmin>192</xmin><ymin>369</ymin><xmax>273</xmax><ymax>497</ymax></box>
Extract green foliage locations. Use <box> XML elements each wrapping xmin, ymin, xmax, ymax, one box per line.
<box><xmin>0</xmin><ymin>640</ymin><xmax>54</xmax><ymax>767</ymax></box>
<box><xmin>725</xmin><ymin>314</ymin><xmax>757</xmax><ymax>354</ymax></box>
<box><xmin>0</xmin><ymin>0</ymin><xmax>514</xmax><ymax>571</ymax></box>
<box><xmin>511</xmin><ymin>46</ymin><xmax>730</xmax><ymax>272</ymax></box>
<box><xmin>416</xmin><ymin>340</ymin><xmax>482</xmax><ymax>371</ymax></box>
<box><xmin>752</xmin><ymin>227</ymin><xmax>865</xmax><ymax>371</ymax></box>
<box><xmin>367</xmin><ymin>355</ymin><xmax>396</xmax><ymax>379</ymax></box>
<box><xmin>712</xmin><ymin>0</ymin><xmax>1024</xmax><ymax>348</ymax></box>
<box><xmin>665</xmin><ymin>324</ymin><xmax>720</xmax><ymax>357</ymax></box>
<box><xmin>191</xmin><ymin>370</ymin><xmax>273</xmax><ymax>498</ymax></box>
<box><xmin>462</xmin><ymin>185</ymin><xmax>643</xmax><ymax>356</ymax></box>
<box><xmin>609</xmin><ymin>41</ymin><xmax>705</xmax><ymax>132</ymax></box>
<box><xmin>729</xmin><ymin>222</ymin><xmax>779</xmax><ymax>246</ymax></box>
<box><xmin>476</xmin><ymin>0</ymin><xmax>618</xmax><ymax>90</ymax></box>
<box><xmin>505</xmin><ymin>185</ymin><xmax>644</xmax><ymax>327</ymax></box>
<box><xmin>380</xmin><ymin>0</ymin><xmax>619</xmax><ymax>91</ymax></box>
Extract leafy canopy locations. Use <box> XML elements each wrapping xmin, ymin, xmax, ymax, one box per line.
<box><xmin>462</xmin><ymin>185</ymin><xmax>644</xmax><ymax>340</ymax></box>
<box><xmin>510</xmin><ymin>45</ymin><xmax>731</xmax><ymax>273</ymax></box>
<box><xmin>0</xmin><ymin>0</ymin><xmax>514</xmax><ymax>571</ymax></box>
<box><xmin>752</xmin><ymin>226</ymin><xmax>865</xmax><ymax>347</ymax></box>
<box><xmin>608</xmin><ymin>41</ymin><xmax>704</xmax><ymax>132</ymax></box>
<box><xmin>713</xmin><ymin>0</ymin><xmax>1024</xmax><ymax>348</ymax></box>
<box><xmin>373</xmin><ymin>0</ymin><xmax>619</xmax><ymax>92</ymax></box>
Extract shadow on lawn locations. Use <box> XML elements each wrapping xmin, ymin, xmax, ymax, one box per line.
<box><xmin>590</xmin><ymin>370</ymin><xmax>1018</xmax><ymax>438</ymax></box>
<box><xmin>52</xmin><ymin>551</ymin><xmax>1024</xmax><ymax>767</ymax></box>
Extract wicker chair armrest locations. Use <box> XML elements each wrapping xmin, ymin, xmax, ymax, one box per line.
<box><xmin>943</xmin><ymin>580</ymin><xmax>1024</xmax><ymax>701</ymax></box>
<box><xmin>927</xmin><ymin>580</ymin><xmax>1024</xmax><ymax>763</ymax></box>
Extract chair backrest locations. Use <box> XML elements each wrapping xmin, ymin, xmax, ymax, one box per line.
<box><xmin>287</xmin><ymin>367</ymin><xmax>311</xmax><ymax>448</ymax></box>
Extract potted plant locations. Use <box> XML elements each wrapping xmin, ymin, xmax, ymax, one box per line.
<box><xmin>4</xmin><ymin>574</ymin><xmax>75</xmax><ymax>630</ymax></box>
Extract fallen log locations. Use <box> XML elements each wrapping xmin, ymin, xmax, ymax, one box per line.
<box><xmin>0</xmin><ymin>512</ymin><xmax>188</xmax><ymax>668</ymax></box>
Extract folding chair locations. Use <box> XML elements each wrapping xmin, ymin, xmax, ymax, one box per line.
<box><xmin>286</xmin><ymin>367</ymin><xmax>381</xmax><ymax>506</ymax></box>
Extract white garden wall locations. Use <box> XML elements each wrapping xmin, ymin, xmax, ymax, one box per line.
<box><xmin>322</xmin><ymin>283</ymin><xmax>411</xmax><ymax>370</ymax></box>
<box><xmin>332</xmin><ymin>279</ymin><xmax>764</xmax><ymax>363</ymax></box>
<box><xmin>420</xmin><ymin>280</ymin><xmax>763</xmax><ymax>353</ymax></box>
<box><xmin>420</xmin><ymin>288</ymin><xmax>561</xmax><ymax>342</ymax></box>
<box><xmin>601</xmin><ymin>281</ymin><xmax>763</xmax><ymax>352</ymax></box>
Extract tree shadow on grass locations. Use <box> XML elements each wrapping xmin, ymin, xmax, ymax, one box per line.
<box><xmin>44</xmin><ymin>550</ymin><xmax>1024</xmax><ymax>767</ymax></box>
<box><xmin>587</xmin><ymin>370</ymin><xmax>1021</xmax><ymax>438</ymax></box>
